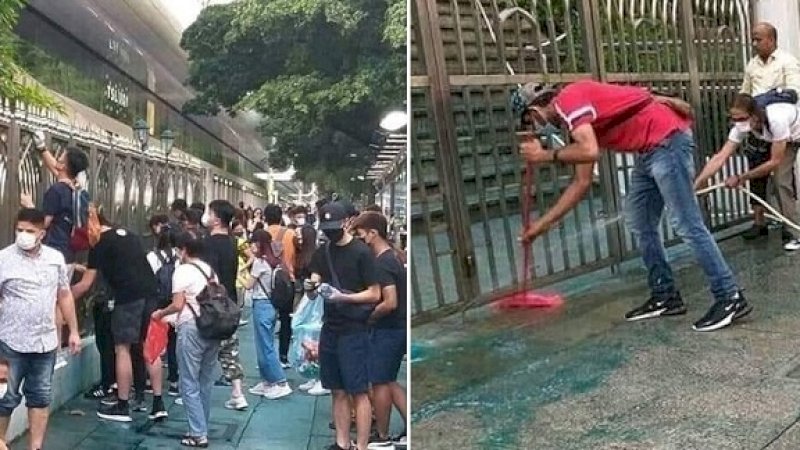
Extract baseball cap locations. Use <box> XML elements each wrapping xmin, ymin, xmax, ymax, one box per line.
<box><xmin>510</xmin><ymin>83</ymin><xmax>557</xmax><ymax>124</ymax></box>
<box><xmin>318</xmin><ymin>202</ymin><xmax>347</xmax><ymax>230</ymax></box>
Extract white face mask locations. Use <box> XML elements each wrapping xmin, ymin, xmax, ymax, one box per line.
<box><xmin>734</xmin><ymin>121</ymin><xmax>752</xmax><ymax>133</ymax></box>
<box><xmin>201</xmin><ymin>212</ymin><xmax>213</xmax><ymax>228</ymax></box>
<box><xmin>295</xmin><ymin>217</ymin><xmax>306</xmax><ymax>226</ymax></box>
<box><xmin>16</xmin><ymin>231</ymin><xmax>38</xmax><ymax>251</ymax></box>
<box><xmin>75</xmin><ymin>171</ymin><xmax>87</xmax><ymax>188</ymax></box>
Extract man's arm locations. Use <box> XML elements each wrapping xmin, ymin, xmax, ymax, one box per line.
<box><xmin>550</xmin><ymin>124</ymin><xmax>600</xmax><ymax>164</ymax></box>
<box><xmin>694</xmin><ymin>140</ymin><xmax>739</xmax><ymax>190</ymax></box>
<box><xmin>534</xmin><ymin>162</ymin><xmax>595</xmax><ymax>231</ymax></box>
<box><xmin>784</xmin><ymin>58</ymin><xmax>800</xmax><ymax>92</ymax></box>
<box><xmin>336</xmin><ymin>284</ymin><xmax>382</xmax><ymax>304</ymax></box>
<box><xmin>740</xmin><ymin>69</ymin><xmax>753</xmax><ymax>95</ymax></box>
<box><xmin>740</xmin><ymin>140</ymin><xmax>788</xmax><ymax>182</ymax></box>
<box><xmin>369</xmin><ymin>285</ymin><xmax>398</xmax><ymax>322</ymax></box>
<box><xmin>154</xmin><ymin>291</ymin><xmax>187</xmax><ymax>319</ymax></box>
<box><xmin>57</xmin><ymin>287</ymin><xmax>81</xmax><ymax>354</ymax></box>
<box><xmin>71</xmin><ymin>269</ymin><xmax>97</xmax><ymax>300</ymax></box>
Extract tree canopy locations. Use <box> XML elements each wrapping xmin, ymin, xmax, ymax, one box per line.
<box><xmin>181</xmin><ymin>0</ymin><xmax>406</xmax><ymax>195</ymax></box>
<box><xmin>0</xmin><ymin>0</ymin><xmax>61</xmax><ymax>110</ymax></box>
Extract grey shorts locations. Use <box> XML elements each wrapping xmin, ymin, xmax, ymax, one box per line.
<box><xmin>111</xmin><ymin>299</ymin><xmax>146</xmax><ymax>345</ymax></box>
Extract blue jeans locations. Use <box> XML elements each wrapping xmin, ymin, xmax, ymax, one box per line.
<box><xmin>177</xmin><ymin>320</ymin><xmax>220</xmax><ymax>438</ymax></box>
<box><xmin>625</xmin><ymin>131</ymin><xmax>739</xmax><ymax>303</ymax></box>
<box><xmin>252</xmin><ymin>299</ymin><xmax>286</xmax><ymax>383</ymax></box>
<box><xmin>0</xmin><ymin>340</ymin><xmax>55</xmax><ymax>416</ymax></box>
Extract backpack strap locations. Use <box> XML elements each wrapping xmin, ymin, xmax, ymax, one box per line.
<box><xmin>324</xmin><ymin>242</ymin><xmax>342</xmax><ymax>289</ymax></box>
<box><xmin>155</xmin><ymin>250</ymin><xmax>167</xmax><ymax>266</ymax></box>
<box><xmin>186</xmin><ymin>262</ymin><xmax>215</xmax><ymax>282</ymax></box>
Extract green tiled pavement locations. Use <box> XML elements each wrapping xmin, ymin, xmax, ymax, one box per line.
<box><xmin>10</xmin><ymin>313</ymin><xmax>407</xmax><ymax>450</ymax></box>
<box><xmin>413</xmin><ymin>232</ymin><xmax>800</xmax><ymax>449</ymax></box>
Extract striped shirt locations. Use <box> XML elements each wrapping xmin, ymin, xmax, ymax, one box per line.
<box><xmin>0</xmin><ymin>244</ymin><xmax>69</xmax><ymax>353</ymax></box>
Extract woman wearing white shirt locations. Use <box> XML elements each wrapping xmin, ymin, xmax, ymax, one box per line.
<box><xmin>694</xmin><ymin>93</ymin><xmax>800</xmax><ymax>251</ymax></box>
<box><xmin>245</xmin><ymin>229</ymin><xmax>292</xmax><ymax>400</ymax></box>
<box><xmin>151</xmin><ymin>234</ymin><xmax>219</xmax><ymax>448</ymax></box>
<box><xmin>146</xmin><ymin>223</ymin><xmax>181</xmax><ymax>398</ymax></box>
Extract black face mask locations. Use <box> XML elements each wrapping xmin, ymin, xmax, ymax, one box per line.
<box><xmin>323</xmin><ymin>229</ymin><xmax>344</xmax><ymax>243</ymax></box>
<box><xmin>233</xmin><ymin>232</ymin><xmax>244</xmax><ymax>238</ymax></box>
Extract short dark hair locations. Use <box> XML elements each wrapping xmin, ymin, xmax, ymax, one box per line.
<box><xmin>263</xmin><ymin>204</ymin><xmax>283</xmax><ymax>225</ymax></box>
<box><xmin>190</xmin><ymin>202</ymin><xmax>205</xmax><ymax>213</ymax></box>
<box><xmin>185</xmin><ymin>208</ymin><xmax>203</xmax><ymax>226</ymax></box>
<box><xmin>64</xmin><ymin>148</ymin><xmax>89</xmax><ymax>178</ymax></box>
<box><xmin>16</xmin><ymin>208</ymin><xmax>45</xmax><ymax>227</ymax></box>
<box><xmin>291</xmin><ymin>205</ymin><xmax>308</xmax><ymax>216</ymax></box>
<box><xmin>208</xmin><ymin>200</ymin><xmax>235</xmax><ymax>228</ymax></box>
<box><xmin>148</xmin><ymin>214</ymin><xmax>169</xmax><ymax>230</ymax></box>
<box><xmin>175</xmin><ymin>232</ymin><xmax>204</xmax><ymax>257</ymax></box>
<box><xmin>364</xmin><ymin>204</ymin><xmax>382</xmax><ymax>213</ymax></box>
<box><xmin>351</xmin><ymin>212</ymin><xmax>388</xmax><ymax>239</ymax></box>
<box><xmin>171</xmin><ymin>199</ymin><xmax>187</xmax><ymax>213</ymax></box>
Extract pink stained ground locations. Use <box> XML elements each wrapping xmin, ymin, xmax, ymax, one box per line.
<box><xmin>493</xmin><ymin>291</ymin><xmax>565</xmax><ymax>310</ymax></box>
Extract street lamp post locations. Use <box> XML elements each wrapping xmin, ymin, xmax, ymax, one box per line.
<box><xmin>133</xmin><ymin>118</ymin><xmax>149</xmax><ymax>153</ymax></box>
<box><xmin>160</xmin><ymin>128</ymin><xmax>175</xmax><ymax>161</ymax></box>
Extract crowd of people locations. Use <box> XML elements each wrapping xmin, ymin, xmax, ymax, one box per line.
<box><xmin>0</xmin><ymin>129</ymin><xmax>408</xmax><ymax>450</ymax></box>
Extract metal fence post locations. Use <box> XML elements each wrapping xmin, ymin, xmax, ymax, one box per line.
<box><xmin>6</xmin><ymin>117</ymin><xmax>21</xmax><ymax>244</ymax></box>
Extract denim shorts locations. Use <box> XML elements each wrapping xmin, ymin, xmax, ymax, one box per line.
<box><xmin>368</xmin><ymin>328</ymin><xmax>406</xmax><ymax>384</ymax></box>
<box><xmin>0</xmin><ymin>340</ymin><xmax>56</xmax><ymax>415</ymax></box>
<box><xmin>319</xmin><ymin>326</ymin><xmax>369</xmax><ymax>394</ymax></box>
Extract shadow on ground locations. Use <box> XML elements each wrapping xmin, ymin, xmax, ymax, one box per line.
<box><xmin>10</xmin><ymin>313</ymin><xmax>406</xmax><ymax>450</ymax></box>
<box><xmin>412</xmin><ymin>232</ymin><xmax>800</xmax><ymax>450</ymax></box>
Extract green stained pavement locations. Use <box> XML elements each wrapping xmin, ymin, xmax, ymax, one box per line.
<box><xmin>413</xmin><ymin>232</ymin><xmax>800</xmax><ymax>449</ymax></box>
<box><xmin>9</xmin><ymin>313</ymin><xmax>407</xmax><ymax>450</ymax></box>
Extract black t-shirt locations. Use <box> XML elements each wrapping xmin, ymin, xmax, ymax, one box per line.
<box><xmin>203</xmin><ymin>234</ymin><xmax>238</xmax><ymax>302</ymax></box>
<box><xmin>309</xmin><ymin>238</ymin><xmax>378</xmax><ymax>332</ymax></box>
<box><xmin>42</xmin><ymin>182</ymin><xmax>74</xmax><ymax>256</ymax></box>
<box><xmin>88</xmin><ymin>228</ymin><xmax>158</xmax><ymax>304</ymax></box>
<box><xmin>374</xmin><ymin>250</ymin><xmax>407</xmax><ymax>329</ymax></box>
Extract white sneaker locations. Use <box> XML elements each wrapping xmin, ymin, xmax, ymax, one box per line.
<box><xmin>298</xmin><ymin>379</ymin><xmax>317</xmax><ymax>391</ymax></box>
<box><xmin>368</xmin><ymin>441</ymin><xmax>396</xmax><ymax>450</ymax></box>
<box><xmin>280</xmin><ymin>361</ymin><xmax>292</xmax><ymax>369</ymax></box>
<box><xmin>263</xmin><ymin>384</ymin><xmax>292</xmax><ymax>399</ymax></box>
<box><xmin>307</xmin><ymin>381</ymin><xmax>330</xmax><ymax>396</ymax></box>
<box><xmin>54</xmin><ymin>352</ymin><xmax>68</xmax><ymax>370</ymax></box>
<box><xmin>785</xmin><ymin>239</ymin><xmax>800</xmax><ymax>251</ymax></box>
<box><xmin>175</xmin><ymin>397</ymin><xmax>183</xmax><ymax>405</ymax></box>
<box><xmin>248</xmin><ymin>382</ymin><xmax>269</xmax><ymax>396</ymax></box>
<box><xmin>224</xmin><ymin>395</ymin><xmax>248</xmax><ymax>411</ymax></box>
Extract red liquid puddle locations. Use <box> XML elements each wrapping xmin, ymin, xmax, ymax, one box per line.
<box><xmin>493</xmin><ymin>291</ymin><xmax>565</xmax><ymax>310</ymax></box>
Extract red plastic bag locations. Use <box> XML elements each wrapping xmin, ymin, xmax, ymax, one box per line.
<box><xmin>144</xmin><ymin>319</ymin><xmax>169</xmax><ymax>365</ymax></box>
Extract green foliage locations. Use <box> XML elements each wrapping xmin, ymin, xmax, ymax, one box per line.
<box><xmin>0</xmin><ymin>0</ymin><xmax>62</xmax><ymax>111</ymax></box>
<box><xmin>181</xmin><ymin>0</ymin><xmax>405</xmax><ymax>196</ymax></box>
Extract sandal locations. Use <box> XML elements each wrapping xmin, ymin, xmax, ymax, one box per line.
<box><xmin>180</xmin><ymin>436</ymin><xmax>209</xmax><ymax>448</ymax></box>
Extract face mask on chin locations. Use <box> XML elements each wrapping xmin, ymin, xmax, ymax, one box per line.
<box><xmin>734</xmin><ymin>121</ymin><xmax>752</xmax><ymax>133</ymax></box>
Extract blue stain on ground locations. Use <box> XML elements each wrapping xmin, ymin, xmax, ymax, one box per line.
<box><xmin>413</xmin><ymin>329</ymin><xmax>629</xmax><ymax>449</ymax></box>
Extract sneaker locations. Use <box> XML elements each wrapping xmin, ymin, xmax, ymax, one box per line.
<box><xmin>742</xmin><ymin>225</ymin><xmax>768</xmax><ymax>240</ymax></box>
<box><xmin>148</xmin><ymin>402</ymin><xmax>168</xmax><ymax>421</ymax></box>
<box><xmin>131</xmin><ymin>393</ymin><xmax>147</xmax><ymax>412</ymax></box>
<box><xmin>693</xmin><ymin>292</ymin><xmax>752</xmax><ymax>332</ymax></box>
<box><xmin>624</xmin><ymin>293</ymin><xmax>686</xmax><ymax>321</ymax></box>
<box><xmin>174</xmin><ymin>397</ymin><xmax>183</xmax><ymax>406</ymax></box>
<box><xmin>144</xmin><ymin>381</ymin><xmax>153</xmax><ymax>394</ymax></box>
<box><xmin>225</xmin><ymin>395</ymin><xmax>249</xmax><ymax>410</ymax></box>
<box><xmin>248</xmin><ymin>382</ymin><xmax>269</xmax><ymax>396</ymax></box>
<box><xmin>84</xmin><ymin>384</ymin><xmax>107</xmax><ymax>400</ymax></box>
<box><xmin>97</xmin><ymin>402</ymin><xmax>132</xmax><ymax>422</ymax></box>
<box><xmin>168</xmin><ymin>383</ymin><xmax>179</xmax><ymax>397</ymax></box>
<box><xmin>393</xmin><ymin>432</ymin><xmax>407</xmax><ymax>449</ymax></box>
<box><xmin>100</xmin><ymin>393</ymin><xmax>119</xmax><ymax>406</ymax></box>
<box><xmin>263</xmin><ymin>384</ymin><xmax>292</xmax><ymax>400</ymax></box>
<box><xmin>785</xmin><ymin>239</ymin><xmax>800</xmax><ymax>251</ymax></box>
<box><xmin>238</xmin><ymin>319</ymin><xmax>249</xmax><ymax>326</ymax></box>
<box><xmin>281</xmin><ymin>361</ymin><xmax>292</xmax><ymax>369</ymax></box>
<box><xmin>308</xmin><ymin>380</ymin><xmax>331</xmax><ymax>396</ymax></box>
<box><xmin>214</xmin><ymin>377</ymin><xmax>232</xmax><ymax>387</ymax></box>
<box><xmin>298</xmin><ymin>379</ymin><xmax>317</xmax><ymax>391</ymax></box>
<box><xmin>368</xmin><ymin>433</ymin><xmax>396</xmax><ymax>449</ymax></box>
<box><xmin>54</xmin><ymin>352</ymin><xmax>68</xmax><ymax>370</ymax></box>
<box><xmin>783</xmin><ymin>228</ymin><xmax>794</xmax><ymax>243</ymax></box>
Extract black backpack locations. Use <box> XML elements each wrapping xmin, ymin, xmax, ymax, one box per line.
<box><xmin>255</xmin><ymin>259</ymin><xmax>294</xmax><ymax>312</ymax></box>
<box><xmin>154</xmin><ymin>251</ymin><xmax>176</xmax><ymax>307</ymax></box>
<box><xmin>185</xmin><ymin>263</ymin><xmax>241</xmax><ymax>340</ymax></box>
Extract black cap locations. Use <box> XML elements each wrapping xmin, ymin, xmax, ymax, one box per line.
<box><xmin>318</xmin><ymin>202</ymin><xmax>347</xmax><ymax>230</ymax></box>
<box><xmin>337</xmin><ymin>199</ymin><xmax>359</xmax><ymax>218</ymax></box>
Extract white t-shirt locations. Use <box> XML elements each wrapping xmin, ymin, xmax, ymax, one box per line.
<box><xmin>172</xmin><ymin>259</ymin><xmax>215</xmax><ymax>326</ymax></box>
<box><xmin>728</xmin><ymin>103</ymin><xmax>800</xmax><ymax>144</ymax></box>
<box><xmin>146</xmin><ymin>249</ymin><xmax>180</xmax><ymax>274</ymax></box>
<box><xmin>250</xmin><ymin>257</ymin><xmax>274</xmax><ymax>299</ymax></box>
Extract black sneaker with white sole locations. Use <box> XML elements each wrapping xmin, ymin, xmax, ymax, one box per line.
<box><xmin>148</xmin><ymin>399</ymin><xmax>168</xmax><ymax>422</ymax></box>
<box><xmin>97</xmin><ymin>402</ymin><xmax>132</xmax><ymax>422</ymax></box>
<box><xmin>167</xmin><ymin>383</ymin><xmax>179</xmax><ymax>397</ymax></box>
<box><xmin>692</xmin><ymin>292</ymin><xmax>752</xmax><ymax>332</ymax></box>
<box><xmin>100</xmin><ymin>393</ymin><xmax>119</xmax><ymax>406</ymax></box>
<box><xmin>625</xmin><ymin>293</ymin><xmax>686</xmax><ymax>321</ymax></box>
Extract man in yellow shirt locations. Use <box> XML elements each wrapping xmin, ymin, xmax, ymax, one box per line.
<box><xmin>737</xmin><ymin>22</ymin><xmax>800</xmax><ymax>247</ymax></box>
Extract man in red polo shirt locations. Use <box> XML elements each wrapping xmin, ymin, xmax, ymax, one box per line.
<box><xmin>511</xmin><ymin>80</ymin><xmax>749</xmax><ymax>332</ymax></box>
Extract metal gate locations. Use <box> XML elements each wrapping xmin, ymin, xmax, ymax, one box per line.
<box><xmin>411</xmin><ymin>0</ymin><xmax>753</xmax><ymax>323</ymax></box>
